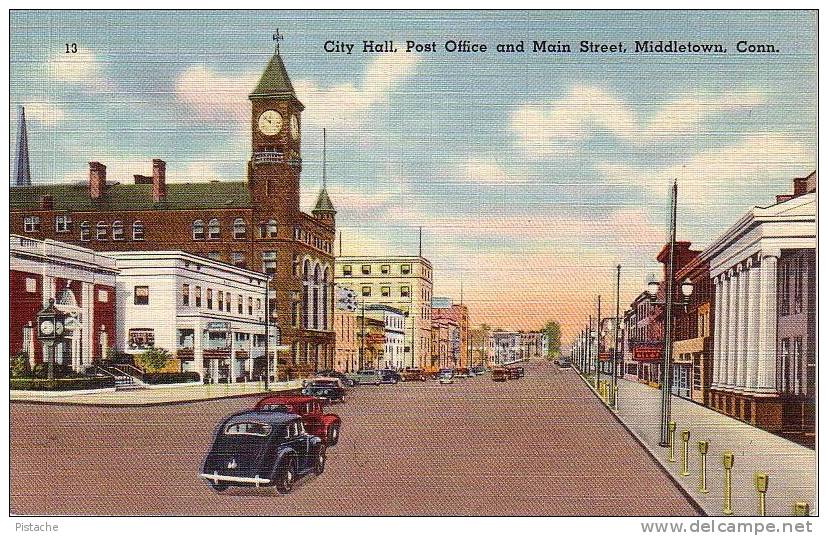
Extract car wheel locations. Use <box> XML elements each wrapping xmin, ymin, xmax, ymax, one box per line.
<box><xmin>275</xmin><ymin>456</ymin><xmax>296</xmax><ymax>494</ymax></box>
<box><xmin>327</xmin><ymin>424</ymin><xmax>340</xmax><ymax>446</ymax></box>
<box><xmin>313</xmin><ymin>445</ymin><xmax>327</xmax><ymax>475</ymax></box>
<box><xmin>210</xmin><ymin>482</ymin><xmax>229</xmax><ymax>492</ymax></box>
<box><xmin>347</xmin><ymin>379</ymin><xmax>355</xmax><ymax>387</ymax></box>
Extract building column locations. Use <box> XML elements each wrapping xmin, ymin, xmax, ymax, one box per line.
<box><xmin>193</xmin><ymin>322</ymin><xmax>204</xmax><ymax>382</ymax></box>
<box><xmin>725</xmin><ymin>268</ymin><xmax>740</xmax><ymax>389</ymax></box>
<box><xmin>711</xmin><ymin>275</ymin><xmax>724</xmax><ymax>389</ymax></box>
<box><xmin>745</xmin><ymin>257</ymin><xmax>762</xmax><ymax>391</ymax></box>
<box><xmin>735</xmin><ymin>263</ymin><xmax>750</xmax><ymax>391</ymax></box>
<box><xmin>756</xmin><ymin>252</ymin><xmax>779</xmax><ymax>394</ymax></box>
<box><xmin>719</xmin><ymin>273</ymin><xmax>732</xmax><ymax>388</ymax></box>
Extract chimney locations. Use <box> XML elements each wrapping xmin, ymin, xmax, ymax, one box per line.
<box><xmin>89</xmin><ymin>162</ymin><xmax>106</xmax><ymax>199</ymax></box>
<box><xmin>152</xmin><ymin>159</ymin><xmax>166</xmax><ymax>202</ymax></box>
<box><xmin>39</xmin><ymin>195</ymin><xmax>53</xmax><ymax>210</ymax></box>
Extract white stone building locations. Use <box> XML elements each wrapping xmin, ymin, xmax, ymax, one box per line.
<box><xmin>106</xmin><ymin>251</ymin><xmax>276</xmax><ymax>383</ymax></box>
<box><xmin>366</xmin><ymin>304</ymin><xmax>406</xmax><ymax>370</ymax></box>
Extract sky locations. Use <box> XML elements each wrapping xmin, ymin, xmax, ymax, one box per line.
<box><xmin>9</xmin><ymin>10</ymin><xmax>817</xmax><ymax>345</ymax></box>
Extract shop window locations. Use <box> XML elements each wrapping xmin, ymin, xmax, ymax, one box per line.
<box><xmin>133</xmin><ymin>286</ymin><xmax>149</xmax><ymax>305</ymax></box>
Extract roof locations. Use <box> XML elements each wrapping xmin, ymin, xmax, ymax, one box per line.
<box><xmin>224</xmin><ymin>410</ymin><xmax>299</xmax><ymax>427</ymax></box>
<box><xmin>312</xmin><ymin>187</ymin><xmax>336</xmax><ymax>212</ymax></box>
<box><xmin>10</xmin><ymin>181</ymin><xmax>251</xmax><ymax>212</ymax></box>
<box><xmin>249</xmin><ymin>53</ymin><xmax>299</xmax><ymax>102</ymax></box>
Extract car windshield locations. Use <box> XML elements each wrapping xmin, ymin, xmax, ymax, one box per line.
<box><xmin>223</xmin><ymin>422</ymin><xmax>272</xmax><ymax>437</ymax></box>
<box><xmin>258</xmin><ymin>403</ymin><xmax>290</xmax><ymax>412</ymax></box>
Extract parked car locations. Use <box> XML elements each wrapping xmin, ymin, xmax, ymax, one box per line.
<box><xmin>556</xmin><ymin>359</ymin><xmax>572</xmax><ymax>369</ymax></box>
<box><xmin>314</xmin><ymin>370</ymin><xmax>350</xmax><ymax>384</ymax></box>
<box><xmin>379</xmin><ymin>369</ymin><xmax>401</xmax><ymax>384</ymax></box>
<box><xmin>345</xmin><ymin>369</ymin><xmax>383</xmax><ymax>386</ymax></box>
<box><xmin>492</xmin><ymin>368</ymin><xmax>509</xmax><ymax>382</ymax></box>
<box><xmin>506</xmin><ymin>366</ymin><xmax>524</xmax><ymax>379</ymax></box>
<box><xmin>255</xmin><ymin>395</ymin><xmax>342</xmax><ymax>445</ymax></box>
<box><xmin>437</xmin><ymin>368</ymin><xmax>454</xmax><ymax>384</ymax></box>
<box><xmin>453</xmin><ymin>367</ymin><xmax>470</xmax><ymax>378</ymax></box>
<box><xmin>469</xmin><ymin>365</ymin><xmax>487</xmax><ymax>376</ymax></box>
<box><xmin>400</xmin><ymin>368</ymin><xmax>428</xmax><ymax>382</ymax></box>
<box><xmin>200</xmin><ymin>410</ymin><xmax>325</xmax><ymax>494</ymax></box>
<box><xmin>301</xmin><ymin>381</ymin><xmax>346</xmax><ymax>404</ymax></box>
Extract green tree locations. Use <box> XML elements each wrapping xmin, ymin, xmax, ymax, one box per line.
<box><xmin>136</xmin><ymin>347</ymin><xmax>171</xmax><ymax>372</ymax></box>
<box><xmin>10</xmin><ymin>351</ymin><xmax>30</xmax><ymax>378</ymax></box>
<box><xmin>542</xmin><ymin>321</ymin><xmax>561</xmax><ymax>360</ymax></box>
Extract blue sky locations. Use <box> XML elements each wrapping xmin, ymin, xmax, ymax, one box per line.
<box><xmin>9</xmin><ymin>10</ymin><xmax>817</xmax><ymax>339</ymax></box>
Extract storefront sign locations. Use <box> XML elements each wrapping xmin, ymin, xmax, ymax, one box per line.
<box><xmin>206</xmin><ymin>321</ymin><xmax>230</xmax><ymax>332</ymax></box>
<box><xmin>633</xmin><ymin>346</ymin><xmax>663</xmax><ymax>362</ymax></box>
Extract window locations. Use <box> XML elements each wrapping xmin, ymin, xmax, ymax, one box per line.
<box><xmin>381</xmin><ymin>286</ymin><xmax>391</xmax><ymax>297</ymax></box>
<box><xmin>793</xmin><ymin>256</ymin><xmax>804</xmax><ymax>314</ymax></box>
<box><xmin>95</xmin><ymin>221</ymin><xmax>108</xmax><ymax>240</ymax></box>
<box><xmin>128</xmin><ymin>328</ymin><xmax>155</xmax><ymax>349</ymax></box>
<box><xmin>182</xmin><ymin>284</ymin><xmax>190</xmax><ymax>306</ymax></box>
<box><xmin>134</xmin><ymin>286</ymin><xmax>149</xmax><ymax>305</ymax></box>
<box><xmin>192</xmin><ymin>220</ymin><xmax>205</xmax><ymax>240</ymax></box>
<box><xmin>112</xmin><ymin>220</ymin><xmax>124</xmax><ymax>240</ymax></box>
<box><xmin>25</xmin><ymin>277</ymin><xmax>37</xmax><ymax>293</ymax></box>
<box><xmin>195</xmin><ymin>286</ymin><xmax>202</xmax><ymax>307</ymax></box>
<box><xmin>401</xmin><ymin>264</ymin><xmax>412</xmax><ymax>275</ymax></box>
<box><xmin>208</xmin><ymin>218</ymin><xmax>220</xmax><ymax>240</ymax></box>
<box><xmin>259</xmin><ymin>219</ymin><xmax>277</xmax><ymax>238</ymax></box>
<box><xmin>224</xmin><ymin>422</ymin><xmax>271</xmax><ymax>437</ymax></box>
<box><xmin>132</xmin><ymin>221</ymin><xmax>144</xmax><ymax>241</ymax></box>
<box><xmin>23</xmin><ymin>216</ymin><xmax>40</xmax><ymax>233</ymax></box>
<box><xmin>207</xmin><ymin>251</ymin><xmax>221</xmax><ymax>261</ymax></box>
<box><xmin>225</xmin><ymin>295</ymin><xmax>231</xmax><ymax>313</ymax></box>
<box><xmin>207</xmin><ymin>288</ymin><xmax>213</xmax><ymax>309</ymax></box>
<box><xmin>262</xmin><ymin>251</ymin><xmax>277</xmax><ymax>274</ymax></box>
<box><xmin>233</xmin><ymin>218</ymin><xmax>247</xmax><ymax>239</ymax></box>
<box><xmin>292</xmin><ymin>302</ymin><xmax>300</xmax><ymax>327</ymax></box>
<box><xmin>217</xmin><ymin>291</ymin><xmax>224</xmax><ymax>310</ymax></box>
<box><xmin>256</xmin><ymin>298</ymin><xmax>262</xmax><ymax>312</ymax></box>
<box><xmin>361</xmin><ymin>265</ymin><xmax>371</xmax><ymax>275</ymax></box>
<box><xmin>97</xmin><ymin>289</ymin><xmax>109</xmax><ymax>303</ymax></box>
<box><xmin>381</xmin><ymin>264</ymin><xmax>390</xmax><ymax>274</ymax></box>
<box><xmin>238</xmin><ymin>294</ymin><xmax>243</xmax><ymax>314</ymax></box>
<box><xmin>292</xmin><ymin>254</ymin><xmax>301</xmax><ymax>277</ymax></box>
<box><xmin>248</xmin><ymin>297</ymin><xmax>254</xmax><ymax>315</ymax></box>
<box><xmin>80</xmin><ymin>221</ymin><xmax>91</xmax><ymax>241</ymax></box>
<box><xmin>342</xmin><ymin>265</ymin><xmax>352</xmax><ymax>276</ymax></box>
<box><xmin>55</xmin><ymin>215</ymin><xmax>71</xmax><ymax>233</ymax></box>
<box><xmin>232</xmin><ymin>252</ymin><xmax>246</xmax><ymax>268</ymax></box>
<box><xmin>401</xmin><ymin>286</ymin><xmax>410</xmax><ymax>298</ymax></box>
<box><xmin>362</xmin><ymin>286</ymin><xmax>371</xmax><ymax>297</ymax></box>
<box><xmin>778</xmin><ymin>338</ymin><xmax>791</xmax><ymax>393</ymax></box>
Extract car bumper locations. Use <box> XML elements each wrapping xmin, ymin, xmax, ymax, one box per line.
<box><xmin>200</xmin><ymin>471</ymin><xmax>271</xmax><ymax>487</ymax></box>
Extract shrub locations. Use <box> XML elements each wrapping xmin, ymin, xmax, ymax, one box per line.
<box><xmin>11</xmin><ymin>377</ymin><xmax>116</xmax><ymax>391</ymax></box>
<box><xmin>10</xmin><ymin>352</ymin><xmax>30</xmax><ymax>378</ymax></box>
<box><xmin>31</xmin><ymin>362</ymin><xmax>77</xmax><ymax>379</ymax></box>
<box><xmin>142</xmin><ymin>372</ymin><xmax>201</xmax><ymax>385</ymax></box>
<box><xmin>135</xmin><ymin>348</ymin><xmax>172</xmax><ymax>372</ymax></box>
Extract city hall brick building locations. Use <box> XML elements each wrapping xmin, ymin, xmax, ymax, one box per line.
<box><xmin>10</xmin><ymin>51</ymin><xmax>337</xmax><ymax>372</ymax></box>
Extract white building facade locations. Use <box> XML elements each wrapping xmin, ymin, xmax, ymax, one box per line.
<box><xmin>366</xmin><ymin>304</ymin><xmax>406</xmax><ymax>370</ymax></box>
<box><xmin>107</xmin><ymin>251</ymin><xmax>276</xmax><ymax>383</ymax></box>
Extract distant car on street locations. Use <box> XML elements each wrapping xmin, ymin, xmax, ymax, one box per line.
<box><xmin>469</xmin><ymin>365</ymin><xmax>487</xmax><ymax>376</ymax></box>
<box><xmin>255</xmin><ymin>395</ymin><xmax>342</xmax><ymax>445</ymax></box>
<box><xmin>313</xmin><ymin>370</ymin><xmax>350</xmax><ymax>385</ymax></box>
<box><xmin>492</xmin><ymin>368</ymin><xmax>509</xmax><ymax>382</ymax></box>
<box><xmin>453</xmin><ymin>367</ymin><xmax>470</xmax><ymax>378</ymax></box>
<box><xmin>301</xmin><ymin>381</ymin><xmax>347</xmax><ymax>404</ymax></box>
<box><xmin>378</xmin><ymin>369</ymin><xmax>401</xmax><ymax>384</ymax></box>
<box><xmin>556</xmin><ymin>359</ymin><xmax>572</xmax><ymax>369</ymax></box>
<box><xmin>400</xmin><ymin>368</ymin><xmax>428</xmax><ymax>382</ymax></box>
<box><xmin>200</xmin><ymin>410</ymin><xmax>326</xmax><ymax>494</ymax></box>
<box><xmin>506</xmin><ymin>366</ymin><xmax>524</xmax><ymax>379</ymax></box>
<box><xmin>344</xmin><ymin>369</ymin><xmax>383</xmax><ymax>386</ymax></box>
<box><xmin>438</xmin><ymin>369</ymin><xmax>454</xmax><ymax>384</ymax></box>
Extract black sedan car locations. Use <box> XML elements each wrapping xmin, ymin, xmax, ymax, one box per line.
<box><xmin>379</xmin><ymin>369</ymin><xmax>401</xmax><ymax>384</ymax></box>
<box><xmin>201</xmin><ymin>411</ymin><xmax>326</xmax><ymax>494</ymax></box>
<box><xmin>301</xmin><ymin>381</ymin><xmax>346</xmax><ymax>403</ymax></box>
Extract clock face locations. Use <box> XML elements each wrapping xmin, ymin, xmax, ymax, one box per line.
<box><xmin>40</xmin><ymin>320</ymin><xmax>54</xmax><ymax>336</ymax></box>
<box><xmin>290</xmin><ymin>114</ymin><xmax>300</xmax><ymax>140</ymax></box>
<box><xmin>258</xmin><ymin>110</ymin><xmax>283</xmax><ymax>136</ymax></box>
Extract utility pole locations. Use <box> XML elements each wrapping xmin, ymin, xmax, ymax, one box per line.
<box><xmin>659</xmin><ymin>180</ymin><xmax>678</xmax><ymax>447</ymax></box>
<box><xmin>614</xmin><ymin>264</ymin><xmax>621</xmax><ymax>410</ymax></box>
<box><xmin>359</xmin><ymin>300</ymin><xmax>365</xmax><ymax>370</ymax></box>
<box><xmin>596</xmin><ymin>295</ymin><xmax>602</xmax><ymax>389</ymax></box>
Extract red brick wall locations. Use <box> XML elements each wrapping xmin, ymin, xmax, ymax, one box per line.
<box><xmin>93</xmin><ymin>284</ymin><xmax>116</xmax><ymax>359</ymax></box>
<box><xmin>9</xmin><ymin>270</ymin><xmax>42</xmax><ymax>360</ymax></box>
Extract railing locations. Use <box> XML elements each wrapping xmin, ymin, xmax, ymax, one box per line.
<box><xmin>253</xmin><ymin>151</ymin><xmax>284</xmax><ymax>165</ymax></box>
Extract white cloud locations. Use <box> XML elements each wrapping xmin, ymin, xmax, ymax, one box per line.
<box><xmin>458</xmin><ymin>156</ymin><xmax>516</xmax><ymax>185</ymax></box>
<box><xmin>13</xmin><ymin>102</ymin><xmax>66</xmax><ymax>126</ymax></box>
<box><xmin>47</xmin><ymin>49</ymin><xmax>114</xmax><ymax>92</ymax></box>
<box><xmin>511</xmin><ymin>86</ymin><xmax>766</xmax><ymax>157</ymax></box>
<box><xmin>175</xmin><ymin>66</ymin><xmax>258</xmax><ymax>122</ymax></box>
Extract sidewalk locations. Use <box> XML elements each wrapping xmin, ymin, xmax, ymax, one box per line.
<box><xmin>581</xmin><ymin>373</ymin><xmax>816</xmax><ymax>516</ymax></box>
<box><xmin>11</xmin><ymin>380</ymin><xmax>303</xmax><ymax>406</ymax></box>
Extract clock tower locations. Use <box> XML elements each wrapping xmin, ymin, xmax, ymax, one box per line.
<box><xmin>248</xmin><ymin>51</ymin><xmax>304</xmax><ymax>215</ymax></box>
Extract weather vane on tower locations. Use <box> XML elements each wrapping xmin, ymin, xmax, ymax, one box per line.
<box><xmin>272</xmin><ymin>29</ymin><xmax>284</xmax><ymax>54</ymax></box>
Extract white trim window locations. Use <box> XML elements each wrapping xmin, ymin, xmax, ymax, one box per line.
<box><xmin>233</xmin><ymin>218</ymin><xmax>247</xmax><ymax>239</ymax></box>
<box><xmin>23</xmin><ymin>215</ymin><xmax>41</xmax><ymax>233</ymax></box>
<box><xmin>192</xmin><ymin>219</ymin><xmax>205</xmax><ymax>240</ymax></box>
<box><xmin>112</xmin><ymin>220</ymin><xmax>125</xmax><ymax>240</ymax></box>
<box><xmin>208</xmin><ymin>218</ymin><xmax>220</xmax><ymax>240</ymax></box>
<box><xmin>96</xmin><ymin>221</ymin><xmax>108</xmax><ymax>240</ymax></box>
<box><xmin>133</xmin><ymin>221</ymin><xmax>145</xmax><ymax>241</ymax></box>
<box><xmin>80</xmin><ymin>221</ymin><xmax>91</xmax><ymax>241</ymax></box>
<box><xmin>55</xmin><ymin>214</ymin><xmax>72</xmax><ymax>233</ymax></box>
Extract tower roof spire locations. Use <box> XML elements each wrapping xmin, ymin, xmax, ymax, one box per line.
<box><xmin>13</xmin><ymin>106</ymin><xmax>31</xmax><ymax>187</ymax></box>
<box><xmin>249</xmin><ymin>42</ymin><xmax>300</xmax><ymax>102</ymax></box>
<box><xmin>313</xmin><ymin>128</ymin><xmax>336</xmax><ymax>214</ymax></box>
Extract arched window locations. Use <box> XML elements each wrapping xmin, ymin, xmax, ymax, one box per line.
<box><xmin>208</xmin><ymin>218</ymin><xmax>220</xmax><ymax>240</ymax></box>
<box><xmin>322</xmin><ymin>266</ymin><xmax>330</xmax><ymax>331</ymax></box>
<box><xmin>112</xmin><ymin>220</ymin><xmax>124</xmax><ymax>240</ymax></box>
<box><xmin>312</xmin><ymin>263</ymin><xmax>321</xmax><ymax>330</ymax></box>
<box><xmin>302</xmin><ymin>259</ymin><xmax>311</xmax><ymax>328</ymax></box>
<box><xmin>233</xmin><ymin>218</ymin><xmax>247</xmax><ymax>239</ymax></box>
<box><xmin>192</xmin><ymin>219</ymin><xmax>205</xmax><ymax>240</ymax></box>
<box><xmin>266</xmin><ymin>219</ymin><xmax>277</xmax><ymax>238</ymax></box>
<box><xmin>95</xmin><ymin>221</ymin><xmax>108</xmax><ymax>240</ymax></box>
<box><xmin>133</xmin><ymin>221</ymin><xmax>145</xmax><ymax>241</ymax></box>
<box><xmin>79</xmin><ymin>221</ymin><xmax>91</xmax><ymax>241</ymax></box>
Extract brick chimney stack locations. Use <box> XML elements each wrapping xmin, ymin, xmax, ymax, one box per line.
<box><xmin>89</xmin><ymin>162</ymin><xmax>106</xmax><ymax>200</ymax></box>
<box><xmin>152</xmin><ymin>159</ymin><xmax>166</xmax><ymax>203</ymax></box>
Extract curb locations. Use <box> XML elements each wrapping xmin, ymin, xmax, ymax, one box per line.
<box><xmin>574</xmin><ymin>369</ymin><xmax>708</xmax><ymax>517</ymax></box>
<box><xmin>10</xmin><ymin>387</ymin><xmax>302</xmax><ymax>408</ymax></box>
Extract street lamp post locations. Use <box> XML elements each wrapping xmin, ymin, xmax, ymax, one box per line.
<box><xmin>596</xmin><ymin>295</ymin><xmax>602</xmax><ymax>389</ymax></box>
<box><xmin>613</xmin><ymin>264</ymin><xmax>621</xmax><ymax>409</ymax></box>
<box><xmin>36</xmin><ymin>298</ymin><xmax>66</xmax><ymax>383</ymax></box>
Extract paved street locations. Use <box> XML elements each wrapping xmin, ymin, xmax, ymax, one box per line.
<box><xmin>11</xmin><ymin>360</ymin><xmax>699</xmax><ymax>516</ymax></box>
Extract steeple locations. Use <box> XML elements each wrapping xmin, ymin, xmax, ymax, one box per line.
<box><xmin>313</xmin><ymin>128</ymin><xmax>336</xmax><ymax>225</ymax></box>
<box><xmin>13</xmin><ymin>106</ymin><xmax>31</xmax><ymax>186</ymax></box>
<box><xmin>249</xmin><ymin>50</ymin><xmax>301</xmax><ymax>106</ymax></box>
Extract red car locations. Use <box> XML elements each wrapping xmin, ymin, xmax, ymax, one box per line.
<box><xmin>254</xmin><ymin>395</ymin><xmax>342</xmax><ymax>446</ymax></box>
